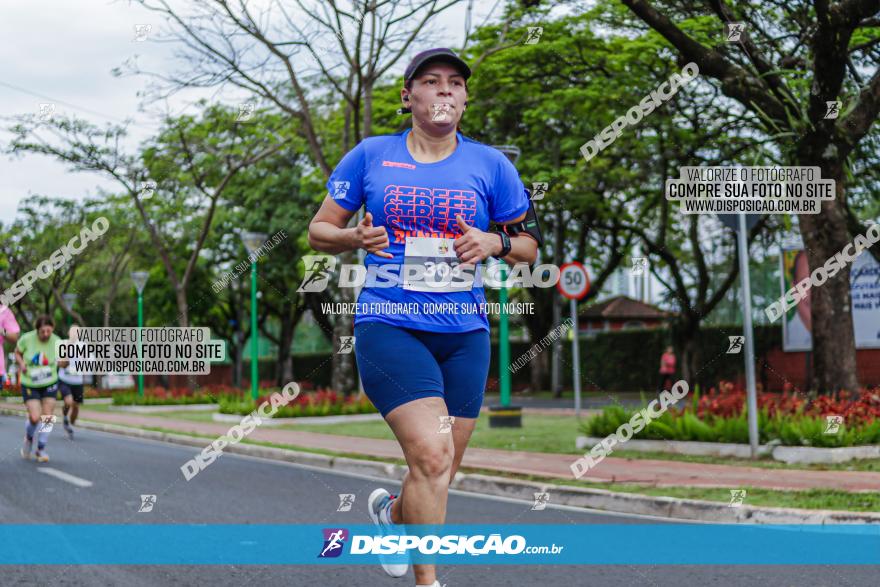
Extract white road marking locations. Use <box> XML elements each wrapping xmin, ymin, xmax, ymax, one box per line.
<box><xmin>38</xmin><ymin>467</ymin><xmax>93</xmax><ymax>488</ymax></box>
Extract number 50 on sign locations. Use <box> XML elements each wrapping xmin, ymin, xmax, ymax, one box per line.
<box><xmin>557</xmin><ymin>262</ymin><xmax>590</xmax><ymax>300</ymax></box>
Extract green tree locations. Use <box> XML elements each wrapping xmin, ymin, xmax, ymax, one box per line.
<box><xmin>6</xmin><ymin>103</ymin><xmax>288</xmax><ymax>328</ymax></box>
<box><xmin>618</xmin><ymin>0</ymin><xmax>880</xmax><ymax>392</ymax></box>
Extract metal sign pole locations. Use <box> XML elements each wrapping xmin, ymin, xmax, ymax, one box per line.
<box><xmin>571</xmin><ymin>297</ymin><xmax>581</xmax><ymax>420</ymax></box>
<box><xmin>558</xmin><ymin>262</ymin><xmax>589</xmax><ymax>421</ymax></box>
<box><xmin>737</xmin><ymin>213</ymin><xmax>760</xmax><ymax>457</ymax></box>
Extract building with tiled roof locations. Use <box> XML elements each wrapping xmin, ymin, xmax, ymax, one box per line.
<box><xmin>579</xmin><ymin>295</ymin><xmax>673</xmax><ymax>336</ymax></box>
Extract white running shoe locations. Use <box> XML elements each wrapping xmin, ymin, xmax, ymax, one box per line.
<box><xmin>368</xmin><ymin>487</ymin><xmax>409</xmax><ymax>578</ymax></box>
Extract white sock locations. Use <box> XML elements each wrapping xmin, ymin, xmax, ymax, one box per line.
<box><xmin>416</xmin><ymin>581</ymin><xmax>440</xmax><ymax>587</ymax></box>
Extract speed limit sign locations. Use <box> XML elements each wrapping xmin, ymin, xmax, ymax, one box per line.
<box><xmin>557</xmin><ymin>261</ymin><xmax>590</xmax><ymax>300</ymax></box>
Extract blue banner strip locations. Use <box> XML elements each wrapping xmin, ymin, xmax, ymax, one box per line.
<box><xmin>1</xmin><ymin>524</ymin><xmax>878</xmax><ymax>565</ymax></box>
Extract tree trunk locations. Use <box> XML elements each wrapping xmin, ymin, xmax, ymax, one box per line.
<box><xmin>675</xmin><ymin>318</ymin><xmax>700</xmax><ymax>389</ymax></box>
<box><xmin>232</xmin><ymin>336</ymin><xmax>243</xmax><ymax>389</ymax></box>
<box><xmin>275</xmin><ymin>298</ymin><xmax>295</xmax><ymax>386</ymax></box>
<box><xmin>330</xmin><ymin>251</ymin><xmax>357</xmax><ymax>394</ymax></box>
<box><xmin>796</xmin><ymin>161</ymin><xmax>859</xmax><ymax>394</ymax></box>
<box><xmin>363</xmin><ymin>78</ymin><xmax>374</xmax><ymax>139</ymax></box>
<box><xmin>103</xmin><ymin>277</ymin><xmax>120</xmax><ymax>327</ymax></box>
<box><xmin>523</xmin><ymin>283</ymin><xmax>554</xmax><ymax>394</ymax></box>
<box><xmin>331</xmin><ymin>312</ymin><xmax>355</xmax><ymax>393</ymax></box>
<box><xmin>173</xmin><ymin>286</ymin><xmax>197</xmax><ymax>391</ymax></box>
<box><xmin>175</xmin><ymin>286</ymin><xmax>189</xmax><ymax>327</ymax></box>
<box><xmin>530</xmin><ymin>345</ymin><xmax>548</xmax><ymax>392</ymax></box>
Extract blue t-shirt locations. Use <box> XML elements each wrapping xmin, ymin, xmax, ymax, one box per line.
<box><xmin>326</xmin><ymin>129</ymin><xmax>529</xmax><ymax>333</ymax></box>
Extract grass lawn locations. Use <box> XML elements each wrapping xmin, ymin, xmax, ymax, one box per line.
<box><xmin>81</xmin><ymin>404</ymin><xmax>218</xmax><ymax>422</ymax></box>
<box><xmin>130</xmin><ymin>423</ymin><xmax>880</xmax><ymax>513</ymax></box>
<box><xmin>140</xmin><ymin>410</ymin><xmax>218</xmax><ymax>422</ymax></box>
<box><xmin>289</xmin><ymin>413</ymin><xmax>582</xmax><ymax>453</ymax></box>
<box><xmin>282</xmin><ymin>413</ymin><xmax>880</xmax><ymax>473</ymax></box>
<box><xmin>117</xmin><ymin>409</ymin><xmax>880</xmax><ymax>473</ymax></box>
<box><xmin>132</xmin><ymin>411</ymin><xmax>583</xmax><ymax>445</ymax></box>
<box><xmin>90</xmin><ymin>409</ymin><xmax>585</xmax><ymax>451</ymax></box>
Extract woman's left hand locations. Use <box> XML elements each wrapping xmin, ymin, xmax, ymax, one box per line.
<box><xmin>454</xmin><ymin>215</ymin><xmax>501</xmax><ymax>266</ymax></box>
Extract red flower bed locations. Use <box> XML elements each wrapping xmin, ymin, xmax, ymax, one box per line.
<box><xmin>254</xmin><ymin>386</ymin><xmax>345</xmax><ymax>408</ymax></box>
<box><xmin>113</xmin><ymin>381</ymin><xmax>318</xmax><ymax>405</ymax></box>
<box><xmin>697</xmin><ymin>381</ymin><xmax>880</xmax><ymax>426</ymax></box>
<box><xmin>234</xmin><ymin>386</ymin><xmax>376</xmax><ymax>418</ymax></box>
<box><xmin>139</xmin><ymin>384</ymin><xmax>246</xmax><ymax>399</ymax></box>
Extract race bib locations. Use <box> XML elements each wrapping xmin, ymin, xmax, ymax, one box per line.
<box><xmin>402</xmin><ymin>237</ymin><xmax>474</xmax><ymax>293</ymax></box>
<box><xmin>30</xmin><ymin>366</ymin><xmax>53</xmax><ymax>383</ymax></box>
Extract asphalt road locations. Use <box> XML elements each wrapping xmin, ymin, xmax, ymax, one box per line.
<box><xmin>0</xmin><ymin>414</ymin><xmax>876</xmax><ymax>587</ymax></box>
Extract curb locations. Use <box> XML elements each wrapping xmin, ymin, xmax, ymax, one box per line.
<box><xmin>577</xmin><ymin>435</ymin><xmax>770</xmax><ymax>459</ymax></box>
<box><xmin>454</xmin><ymin>474</ymin><xmax>880</xmax><ymax>524</ymax></box>
<box><xmin>773</xmin><ymin>444</ymin><xmax>880</xmax><ymax>464</ymax></box>
<box><xmin>577</xmin><ymin>435</ymin><xmax>880</xmax><ymax>464</ymax></box>
<box><xmin>5</xmin><ymin>408</ymin><xmax>876</xmax><ymax>525</ymax></box>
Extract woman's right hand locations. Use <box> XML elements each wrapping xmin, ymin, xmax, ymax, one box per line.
<box><xmin>354</xmin><ymin>212</ymin><xmax>393</xmax><ymax>258</ymax></box>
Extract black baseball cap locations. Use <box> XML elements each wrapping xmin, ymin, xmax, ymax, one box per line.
<box><xmin>403</xmin><ymin>48</ymin><xmax>471</xmax><ymax>82</ymax></box>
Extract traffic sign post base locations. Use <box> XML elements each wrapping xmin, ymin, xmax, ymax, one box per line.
<box><xmin>488</xmin><ymin>405</ymin><xmax>522</xmax><ymax>428</ymax></box>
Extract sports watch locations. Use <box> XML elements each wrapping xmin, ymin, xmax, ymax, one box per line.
<box><xmin>493</xmin><ymin>230</ymin><xmax>512</xmax><ymax>259</ymax></box>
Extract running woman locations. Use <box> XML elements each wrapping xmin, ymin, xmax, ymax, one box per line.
<box><xmin>0</xmin><ymin>303</ymin><xmax>21</xmax><ymax>389</ymax></box>
<box><xmin>16</xmin><ymin>315</ymin><xmax>68</xmax><ymax>462</ymax></box>
<box><xmin>308</xmin><ymin>48</ymin><xmax>539</xmax><ymax>587</ymax></box>
<box><xmin>58</xmin><ymin>323</ymin><xmax>85</xmax><ymax>439</ymax></box>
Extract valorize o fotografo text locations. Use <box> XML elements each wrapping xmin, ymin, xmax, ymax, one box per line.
<box><xmin>56</xmin><ymin>327</ymin><xmax>224</xmax><ymax>375</ymax></box>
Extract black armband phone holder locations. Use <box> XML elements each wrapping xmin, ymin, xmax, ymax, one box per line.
<box><xmin>491</xmin><ymin>198</ymin><xmax>544</xmax><ymax>247</ymax></box>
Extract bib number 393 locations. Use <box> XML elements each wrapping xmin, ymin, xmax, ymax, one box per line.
<box><xmin>402</xmin><ymin>237</ymin><xmax>474</xmax><ymax>293</ymax></box>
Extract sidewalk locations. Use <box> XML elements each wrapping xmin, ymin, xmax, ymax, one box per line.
<box><xmin>5</xmin><ymin>405</ymin><xmax>880</xmax><ymax>492</ymax></box>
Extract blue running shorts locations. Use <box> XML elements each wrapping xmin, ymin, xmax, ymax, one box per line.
<box><xmin>353</xmin><ymin>322</ymin><xmax>490</xmax><ymax>418</ymax></box>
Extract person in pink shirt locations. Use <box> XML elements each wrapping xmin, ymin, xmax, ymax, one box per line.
<box><xmin>0</xmin><ymin>304</ymin><xmax>22</xmax><ymax>386</ymax></box>
<box><xmin>658</xmin><ymin>345</ymin><xmax>676</xmax><ymax>392</ymax></box>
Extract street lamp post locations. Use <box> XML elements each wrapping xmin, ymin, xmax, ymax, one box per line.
<box><xmin>131</xmin><ymin>271</ymin><xmax>149</xmax><ymax>397</ymax></box>
<box><xmin>242</xmin><ymin>232</ymin><xmax>267</xmax><ymax>401</ymax></box>
<box><xmin>489</xmin><ymin>145</ymin><xmax>522</xmax><ymax>428</ymax></box>
<box><xmin>62</xmin><ymin>293</ymin><xmax>78</xmax><ymax>328</ymax></box>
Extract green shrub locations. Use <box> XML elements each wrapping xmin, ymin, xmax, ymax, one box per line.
<box><xmin>581</xmin><ymin>404</ymin><xmax>880</xmax><ymax>447</ymax></box>
<box><xmin>218</xmin><ymin>393</ymin><xmax>377</xmax><ymax>418</ymax></box>
<box><xmin>112</xmin><ymin>391</ymin><xmax>221</xmax><ymax>405</ymax></box>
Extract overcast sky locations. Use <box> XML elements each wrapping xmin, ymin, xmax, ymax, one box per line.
<box><xmin>0</xmin><ymin>0</ymin><xmax>500</xmax><ymax>222</ymax></box>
